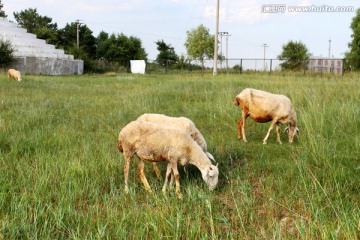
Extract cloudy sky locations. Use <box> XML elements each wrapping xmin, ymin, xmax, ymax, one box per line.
<box><xmin>2</xmin><ymin>0</ymin><xmax>359</xmax><ymax>65</ymax></box>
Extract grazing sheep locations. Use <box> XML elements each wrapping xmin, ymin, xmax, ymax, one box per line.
<box><xmin>118</xmin><ymin>120</ymin><xmax>219</xmax><ymax>199</ymax></box>
<box><xmin>137</xmin><ymin>113</ymin><xmax>214</xmax><ymax>160</ymax></box>
<box><xmin>234</xmin><ymin>88</ymin><xmax>299</xmax><ymax>144</ymax></box>
<box><xmin>137</xmin><ymin>113</ymin><xmax>215</xmax><ymax>180</ymax></box>
<box><xmin>7</xmin><ymin>69</ymin><xmax>22</xmax><ymax>82</ymax></box>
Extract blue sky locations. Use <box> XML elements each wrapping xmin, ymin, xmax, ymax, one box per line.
<box><xmin>2</xmin><ymin>0</ymin><xmax>359</xmax><ymax>66</ymax></box>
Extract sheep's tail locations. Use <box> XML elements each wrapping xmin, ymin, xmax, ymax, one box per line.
<box><xmin>117</xmin><ymin>140</ymin><xmax>123</xmax><ymax>152</ymax></box>
<box><xmin>233</xmin><ymin>96</ymin><xmax>240</xmax><ymax>106</ymax></box>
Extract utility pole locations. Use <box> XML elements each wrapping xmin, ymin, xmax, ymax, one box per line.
<box><xmin>75</xmin><ymin>19</ymin><xmax>83</xmax><ymax>49</ymax></box>
<box><xmin>328</xmin><ymin>38</ymin><xmax>331</xmax><ymax>58</ymax></box>
<box><xmin>218</xmin><ymin>32</ymin><xmax>228</xmax><ymax>69</ymax></box>
<box><xmin>213</xmin><ymin>0</ymin><xmax>219</xmax><ymax>76</ymax></box>
<box><xmin>225</xmin><ymin>33</ymin><xmax>231</xmax><ymax>69</ymax></box>
<box><xmin>261</xmin><ymin>43</ymin><xmax>268</xmax><ymax>71</ymax></box>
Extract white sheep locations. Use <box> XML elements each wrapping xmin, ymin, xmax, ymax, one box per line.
<box><xmin>137</xmin><ymin>113</ymin><xmax>214</xmax><ymax>160</ymax></box>
<box><xmin>7</xmin><ymin>69</ymin><xmax>22</xmax><ymax>82</ymax></box>
<box><xmin>234</xmin><ymin>88</ymin><xmax>299</xmax><ymax>144</ymax></box>
<box><xmin>117</xmin><ymin>120</ymin><xmax>219</xmax><ymax>199</ymax></box>
<box><xmin>136</xmin><ymin>113</ymin><xmax>215</xmax><ymax>180</ymax></box>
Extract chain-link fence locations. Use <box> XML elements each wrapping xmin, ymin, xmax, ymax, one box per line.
<box><xmin>90</xmin><ymin>57</ymin><xmax>358</xmax><ymax>76</ymax></box>
<box><xmin>144</xmin><ymin>58</ymin><xmax>349</xmax><ymax>76</ymax></box>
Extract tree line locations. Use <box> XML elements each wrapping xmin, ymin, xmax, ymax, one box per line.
<box><xmin>0</xmin><ymin>3</ymin><xmax>217</xmax><ymax>73</ymax></box>
<box><xmin>1</xmin><ymin>1</ymin><xmax>360</xmax><ymax>73</ymax></box>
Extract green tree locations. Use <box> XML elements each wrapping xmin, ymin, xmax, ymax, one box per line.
<box><xmin>57</xmin><ymin>23</ymin><xmax>96</xmax><ymax>59</ymax></box>
<box><xmin>96</xmin><ymin>32</ymin><xmax>147</xmax><ymax>68</ymax></box>
<box><xmin>155</xmin><ymin>40</ymin><xmax>178</xmax><ymax>66</ymax></box>
<box><xmin>0</xmin><ymin>0</ymin><xmax>7</xmax><ymax>18</ymax></box>
<box><xmin>0</xmin><ymin>39</ymin><xmax>14</xmax><ymax>67</ymax></box>
<box><xmin>175</xmin><ymin>54</ymin><xmax>189</xmax><ymax>70</ymax></box>
<box><xmin>36</xmin><ymin>26</ymin><xmax>59</xmax><ymax>45</ymax></box>
<box><xmin>278</xmin><ymin>40</ymin><xmax>310</xmax><ymax>71</ymax></box>
<box><xmin>345</xmin><ymin>8</ymin><xmax>360</xmax><ymax>70</ymax></box>
<box><xmin>184</xmin><ymin>24</ymin><xmax>214</xmax><ymax>70</ymax></box>
<box><xmin>13</xmin><ymin>8</ymin><xmax>58</xmax><ymax>44</ymax></box>
<box><xmin>96</xmin><ymin>31</ymin><xmax>109</xmax><ymax>59</ymax></box>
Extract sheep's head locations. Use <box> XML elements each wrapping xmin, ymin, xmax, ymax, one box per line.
<box><xmin>202</xmin><ymin>164</ymin><xmax>219</xmax><ymax>191</ymax></box>
<box><xmin>285</xmin><ymin>125</ymin><xmax>299</xmax><ymax>143</ymax></box>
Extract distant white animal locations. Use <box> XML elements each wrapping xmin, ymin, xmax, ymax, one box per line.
<box><xmin>118</xmin><ymin>120</ymin><xmax>219</xmax><ymax>199</ymax></box>
<box><xmin>137</xmin><ymin>113</ymin><xmax>215</xmax><ymax>179</ymax></box>
<box><xmin>234</xmin><ymin>88</ymin><xmax>299</xmax><ymax>144</ymax></box>
<box><xmin>7</xmin><ymin>69</ymin><xmax>22</xmax><ymax>81</ymax></box>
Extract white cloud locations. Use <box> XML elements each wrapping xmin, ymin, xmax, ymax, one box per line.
<box><xmin>204</xmin><ymin>0</ymin><xmax>267</xmax><ymax>25</ymax></box>
<box><xmin>69</xmin><ymin>0</ymin><xmax>145</xmax><ymax>13</ymax></box>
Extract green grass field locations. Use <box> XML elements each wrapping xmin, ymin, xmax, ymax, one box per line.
<box><xmin>0</xmin><ymin>72</ymin><xmax>359</xmax><ymax>239</ymax></box>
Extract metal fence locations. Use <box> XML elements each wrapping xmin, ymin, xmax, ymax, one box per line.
<box><xmin>144</xmin><ymin>58</ymin><xmax>351</xmax><ymax>76</ymax></box>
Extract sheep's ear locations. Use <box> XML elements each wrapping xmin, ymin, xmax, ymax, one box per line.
<box><xmin>206</xmin><ymin>152</ymin><xmax>216</xmax><ymax>162</ymax></box>
<box><xmin>295</xmin><ymin>127</ymin><xmax>300</xmax><ymax>133</ymax></box>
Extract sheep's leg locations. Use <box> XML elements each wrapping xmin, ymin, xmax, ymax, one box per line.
<box><xmin>240</xmin><ymin>112</ymin><xmax>248</xmax><ymax>142</ymax></box>
<box><xmin>162</xmin><ymin>164</ymin><xmax>172</xmax><ymax>194</ymax></box>
<box><xmin>123</xmin><ymin>150</ymin><xmax>133</xmax><ymax>194</ymax></box>
<box><xmin>152</xmin><ymin>162</ymin><xmax>161</xmax><ymax>179</ymax></box>
<box><xmin>263</xmin><ymin>119</ymin><xmax>277</xmax><ymax>144</ymax></box>
<box><xmin>138</xmin><ymin>159</ymin><xmax>152</xmax><ymax>193</ymax></box>
<box><xmin>169</xmin><ymin>173</ymin><xmax>175</xmax><ymax>190</ymax></box>
<box><xmin>170</xmin><ymin>163</ymin><xmax>182</xmax><ymax>200</ymax></box>
<box><xmin>276</xmin><ymin>124</ymin><xmax>282</xmax><ymax>144</ymax></box>
<box><xmin>237</xmin><ymin>118</ymin><xmax>242</xmax><ymax>140</ymax></box>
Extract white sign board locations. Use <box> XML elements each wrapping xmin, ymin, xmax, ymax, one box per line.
<box><xmin>130</xmin><ymin>60</ymin><xmax>146</xmax><ymax>74</ymax></box>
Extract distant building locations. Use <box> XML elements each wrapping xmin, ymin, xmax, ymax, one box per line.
<box><xmin>308</xmin><ymin>56</ymin><xmax>343</xmax><ymax>74</ymax></box>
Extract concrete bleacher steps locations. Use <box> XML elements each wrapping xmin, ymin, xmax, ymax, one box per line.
<box><xmin>0</xmin><ymin>17</ymin><xmax>83</xmax><ymax>75</ymax></box>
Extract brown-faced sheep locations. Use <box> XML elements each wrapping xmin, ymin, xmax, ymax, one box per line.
<box><xmin>118</xmin><ymin>120</ymin><xmax>219</xmax><ymax>199</ymax></box>
<box><xmin>7</xmin><ymin>69</ymin><xmax>22</xmax><ymax>82</ymax></box>
<box><xmin>234</xmin><ymin>88</ymin><xmax>299</xmax><ymax>144</ymax></box>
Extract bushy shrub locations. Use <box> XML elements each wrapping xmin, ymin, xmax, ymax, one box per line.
<box><xmin>0</xmin><ymin>39</ymin><xmax>15</xmax><ymax>68</ymax></box>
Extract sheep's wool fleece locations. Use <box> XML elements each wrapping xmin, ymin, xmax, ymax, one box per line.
<box><xmin>119</xmin><ymin>121</ymin><xmax>206</xmax><ymax>165</ymax></box>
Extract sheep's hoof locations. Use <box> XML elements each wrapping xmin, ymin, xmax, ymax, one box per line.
<box><xmin>125</xmin><ymin>186</ymin><xmax>129</xmax><ymax>194</ymax></box>
<box><xmin>263</xmin><ymin>141</ymin><xmax>267</xmax><ymax>145</ymax></box>
<box><xmin>177</xmin><ymin>193</ymin><xmax>183</xmax><ymax>200</ymax></box>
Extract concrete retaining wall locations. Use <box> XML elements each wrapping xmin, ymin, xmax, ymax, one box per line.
<box><xmin>10</xmin><ymin>57</ymin><xmax>84</xmax><ymax>75</ymax></box>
